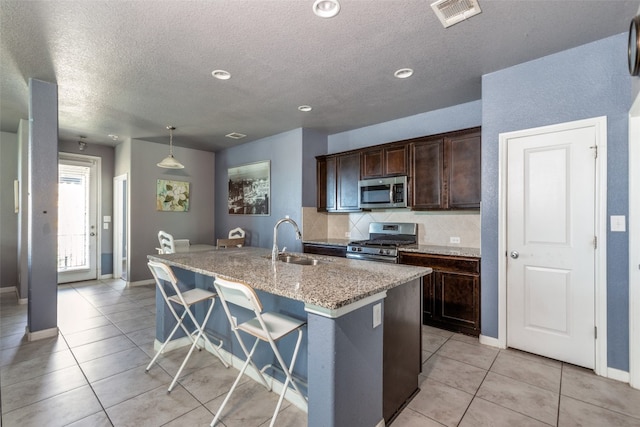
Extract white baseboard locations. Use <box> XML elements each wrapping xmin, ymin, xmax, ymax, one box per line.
<box><xmin>0</xmin><ymin>286</ymin><xmax>27</xmax><ymax>304</ymax></box>
<box><xmin>479</xmin><ymin>334</ymin><xmax>504</xmax><ymax>349</ymax></box>
<box><xmin>127</xmin><ymin>279</ymin><xmax>155</xmax><ymax>287</ymax></box>
<box><xmin>374</xmin><ymin>418</ymin><xmax>385</xmax><ymax>427</ymax></box>
<box><xmin>26</xmin><ymin>326</ymin><xmax>59</xmax><ymax>341</ymax></box>
<box><xmin>607</xmin><ymin>367</ymin><xmax>630</xmax><ymax>384</ymax></box>
<box><xmin>100</xmin><ymin>274</ymin><xmax>113</xmax><ymax>279</ymax></box>
<box><xmin>152</xmin><ymin>336</ymin><xmax>308</xmax><ymax>412</ymax></box>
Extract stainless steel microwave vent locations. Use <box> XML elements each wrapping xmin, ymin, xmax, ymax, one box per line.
<box><xmin>431</xmin><ymin>0</ymin><xmax>481</xmax><ymax>28</ymax></box>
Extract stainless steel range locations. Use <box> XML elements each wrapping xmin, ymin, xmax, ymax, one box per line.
<box><xmin>346</xmin><ymin>222</ymin><xmax>418</xmax><ymax>263</ymax></box>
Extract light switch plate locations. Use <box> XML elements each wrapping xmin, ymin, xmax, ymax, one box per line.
<box><xmin>610</xmin><ymin>215</ymin><xmax>626</xmax><ymax>232</ymax></box>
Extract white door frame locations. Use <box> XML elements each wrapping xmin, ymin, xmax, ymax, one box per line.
<box><xmin>58</xmin><ymin>153</ymin><xmax>102</xmax><ymax>282</ymax></box>
<box><xmin>630</xmin><ymin>93</ymin><xmax>640</xmax><ymax>389</ymax></box>
<box><xmin>498</xmin><ymin>116</ymin><xmax>608</xmax><ymax>377</ymax></box>
<box><xmin>113</xmin><ymin>174</ymin><xmax>128</xmax><ymax>282</ymax></box>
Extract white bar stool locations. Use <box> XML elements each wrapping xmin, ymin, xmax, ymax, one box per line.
<box><xmin>210</xmin><ymin>277</ymin><xmax>307</xmax><ymax>427</ymax></box>
<box><xmin>146</xmin><ymin>261</ymin><xmax>229</xmax><ymax>392</ymax></box>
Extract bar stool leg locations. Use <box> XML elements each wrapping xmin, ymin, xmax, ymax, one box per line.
<box><xmin>268</xmin><ymin>328</ymin><xmax>306</xmax><ymax>427</ymax></box>
<box><xmin>211</xmin><ymin>337</ymin><xmax>262</xmax><ymax>426</ymax></box>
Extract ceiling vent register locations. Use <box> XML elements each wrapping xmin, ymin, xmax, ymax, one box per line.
<box><xmin>431</xmin><ymin>0</ymin><xmax>482</xmax><ymax>28</ymax></box>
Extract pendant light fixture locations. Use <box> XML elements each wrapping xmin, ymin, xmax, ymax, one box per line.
<box><xmin>157</xmin><ymin>125</ymin><xmax>185</xmax><ymax>169</ymax></box>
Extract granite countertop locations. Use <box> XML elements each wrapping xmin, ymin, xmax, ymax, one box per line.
<box><xmin>148</xmin><ymin>246</ymin><xmax>430</xmax><ymax>313</ymax></box>
<box><xmin>302</xmin><ymin>239</ymin><xmax>481</xmax><ymax>258</ymax></box>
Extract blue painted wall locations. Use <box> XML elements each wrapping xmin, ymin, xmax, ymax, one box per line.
<box><xmin>482</xmin><ymin>33</ymin><xmax>632</xmax><ymax>370</ymax></box>
<box><xmin>215</xmin><ymin>129</ymin><xmax>306</xmax><ymax>252</ymax></box>
<box><xmin>328</xmin><ymin>100</ymin><xmax>482</xmax><ymax>153</ymax></box>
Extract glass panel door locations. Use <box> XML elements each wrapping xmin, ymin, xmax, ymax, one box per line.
<box><xmin>58</xmin><ymin>158</ymin><xmax>97</xmax><ymax>283</ymax></box>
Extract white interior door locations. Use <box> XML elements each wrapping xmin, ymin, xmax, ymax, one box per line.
<box><xmin>113</xmin><ymin>174</ymin><xmax>128</xmax><ymax>281</ymax></box>
<box><xmin>58</xmin><ymin>155</ymin><xmax>99</xmax><ymax>283</ymax></box>
<box><xmin>506</xmin><ymin>122</ymin><xmax>597</xmax><ymax>369</ymax></box>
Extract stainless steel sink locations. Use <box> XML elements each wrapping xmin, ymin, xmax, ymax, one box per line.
<box><xmin>273</xmin><ymin>254</ymin><xmax>323</xmax><ymax>265</ymax></box>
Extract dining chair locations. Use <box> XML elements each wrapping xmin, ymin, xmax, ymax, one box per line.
<box><xmin>157</xmin><ymin>230</ymin><xmax>175</xmax><ymax>254</ymax></box>
<box><xmin>216</xmin><ymin>227</ymin><xmax>246</xmax><ymax>248</ymax></box>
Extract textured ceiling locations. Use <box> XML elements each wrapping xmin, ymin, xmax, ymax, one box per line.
<box><xmin>1</xmin><ymin>1</ymin><xmax>639</xmax><ymax>152</ymax></box>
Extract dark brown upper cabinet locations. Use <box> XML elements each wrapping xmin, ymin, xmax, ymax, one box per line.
<box><xmin>410</xmin><ymin>137</ymin><xmax>445</xmax><ymax>209</ymax></box>
<box><xmin>410</xmin><ymin>127</ymin><xmax>481</xmax><ymax>210</ymax></box>
<box><xmin>317</xmin><ymin>127</ymin><xmax>480</xmax><ymax>212</ymax></box>
<box><xmin>317</xmin><ymin>151</ymin><xmax>361</xmax><ymax>212</ymax></box>
<box><xmin>446</xmin><ymin>129</ymin><xmax>481</xmax><ymax>209</ymax></box>
<box><xmin>361</xmin><ymin>144</ymin><xmax>409</xmax><ymax>179</ymax></box>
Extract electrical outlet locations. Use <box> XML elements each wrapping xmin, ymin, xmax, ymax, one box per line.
<box><xmin>345</xmin><ymin>231</ymin><xmax>351</xmax><ymax>238</ymax></box>
<box><xmin>373</xmin><ymin>303</ymin><xmax>382</xmax><ymax>328</ymax></box>
<box><xmin>450</xmin><ymin>236</ymin><xmax>461</xmax><ymax>244</ymax></box>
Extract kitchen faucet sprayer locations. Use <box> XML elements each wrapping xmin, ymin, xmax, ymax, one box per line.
<box><xmin>272</xmin><ymin>217</ymin><xmax>302</xmax><ymax>262</ymax></box>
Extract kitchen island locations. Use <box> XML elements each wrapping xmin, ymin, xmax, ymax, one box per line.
<box><xmin>149</xmin><ymin>246</ymin><xmax>431</xmax><ymax>427</ymax></box>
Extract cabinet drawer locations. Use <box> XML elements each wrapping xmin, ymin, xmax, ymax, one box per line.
<box><xmin>303</xmin><ymin>243</ymin><xmax>347</xmax><ymax>257</ymax></box>
<box><xmin>399</xmin><ymin>252</ymin><xmax>479</xmax><ymax>274</ymax></box>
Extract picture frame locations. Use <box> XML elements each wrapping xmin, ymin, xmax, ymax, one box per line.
<box><xmin>157</xmin><ymin>179</ymin><xmax>190</xmax><ymax>211</ymax></box>
<box><xmin>228</xmin><ymin>160</ymin><xmax>270</xmax><ymax>215</ymax></box>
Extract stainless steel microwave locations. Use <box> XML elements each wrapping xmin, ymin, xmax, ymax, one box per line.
<box><xmin>358</xmin><ymin>176</ymin><xmax>408</xmax><ymax>209</ymax></box>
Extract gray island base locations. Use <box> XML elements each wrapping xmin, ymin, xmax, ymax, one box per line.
<box><xmin>149</xmin><ymin>247</ymin><xmax>431</xmax><ymax>427</ymax></box>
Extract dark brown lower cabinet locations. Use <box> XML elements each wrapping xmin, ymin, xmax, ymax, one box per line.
<box><xmin>399</xmin><ymin>252</ymin><xmax>480</xmax><ymax>336</ymax></box>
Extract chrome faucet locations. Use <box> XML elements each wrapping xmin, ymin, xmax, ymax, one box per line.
<box><xmin>272</xmin><ymin>217</ymin><xmax>302</xmax><ymax>262</ymax></box>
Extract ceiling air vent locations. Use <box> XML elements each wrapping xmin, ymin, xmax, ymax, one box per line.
<box><xmin>431</xmin><ymin>0</ymin><xmax>481</xmax><ymax>28</ymax></box>
<box><xmin>225</xmin><ymin>132</ymin><xmax>247</xmax><ymax>140</ymax></box>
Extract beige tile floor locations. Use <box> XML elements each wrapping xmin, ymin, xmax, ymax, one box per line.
<box><xmin>1</xmin><ymin>278</ymin><xmax>639</xmax><ymax>426</ymax></box>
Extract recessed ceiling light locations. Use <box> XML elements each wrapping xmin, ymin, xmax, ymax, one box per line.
<box><xmin>298</xmin><ymin>105</ymin><xmax>312</xmax><ymax>112</ymax></box>
<box><xmin>313</xmin><ymin>0</ymin><xmax>340</xmax><ymax>18</ymax></box>
<box><xmin>212</xmin><ymin>70</ymin><xmax>231</xmax><ymax>80</ymax></box>
<box><xmin>394</xmin><ymin>68</ymin><xmax>414</xmax><ymax>79</ymax></box>
<box><xmin>108</xmin><ymin>134</ymin><xmax>119</xmax><ymax>140</ymax></box>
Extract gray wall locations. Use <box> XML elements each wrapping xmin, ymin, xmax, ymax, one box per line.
<box><xmin>59</xmin><ymin>140</ymin><xmax>115</xmax><ymax>276</ymax></box>
<box><xmin>482</xmin><ymin>33</ymin><xmax>632</xmax><ymax>371</ymax></box>
<box><xmin>127</xmin><ymin>139</ymin><xmax>215</xmax><ymax>283</ymax></box>
<box><xmin>215</xmin><ymin>129</ymin><xmax>306</xmax><ymax>252</ymax></box>
<box><xmin>0</xmin><ymin>132</ymin><xmax>19</xmax><ymax>288</ymax></box>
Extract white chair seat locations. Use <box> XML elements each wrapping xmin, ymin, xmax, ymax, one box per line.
<box><xmin>168</xmin><ymin>288</ymin><xmax>218</xmax><ymax>306</ymax></box>
<box><xmin>238</xmin><ymin>312</ymin><xmax>306</xmax><ymax>342</ymax></box>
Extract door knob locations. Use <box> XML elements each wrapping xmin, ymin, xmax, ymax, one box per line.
<box><xmin>510</xmin><ymin>251</ymin><xmax>519</xmax><ymax>259</ymax></box>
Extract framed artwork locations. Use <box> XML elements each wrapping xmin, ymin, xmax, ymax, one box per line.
<box><xmin>157</xmin><ymin>179</ymin><xmax>190</xmax><ymax>211</ymax></box>
<box><xmin>228</xmin><ymin>160</ymin><xmax>270</xmax><ymax>215</ymax></box>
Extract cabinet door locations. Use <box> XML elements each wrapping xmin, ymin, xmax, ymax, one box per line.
<box><xmin>361</xmin><ymin>148</ymin><xmax>383</xmax><ymax>179</ymax></box>
<box><xmin>436</xmin><ymin>271</ymin><xmax>480</xmax><ymax>332</ymax></box>
<box><xmin>411</xmin><ymin>138</ymin><xmax>445</xmax><ymax>209</ymax></box>
<box><xmin>384</xmin><ymin>144</ymin><xmax>408</xmax><ymax>176</ymax></box>
<box><xmin>336</xmin><ymin>152</ymin><xmax>361</xmax><ymax>211</ymax></box>
<box><xmin>446</xmin><ymin>130</ymin><xmax>481</xmax><ymax>209</ymax></box>
<box><xmin>317</xmin><ymin>156</ymin><xmax>337</xmax><ymax>211</ymax></box>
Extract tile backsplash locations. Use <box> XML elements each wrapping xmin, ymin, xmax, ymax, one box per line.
<box><xmin>302</xmin><ymin>207</ymin><xmax>480</xmax><ymax>248</ymax></box>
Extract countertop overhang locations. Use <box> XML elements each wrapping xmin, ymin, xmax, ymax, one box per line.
<box><xmin>148</xmin><ymin>247</ymin><xmax>430</xmax><ymax>316</ymax></box>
